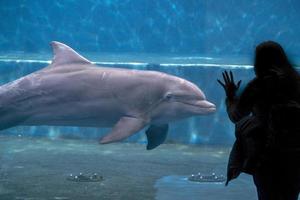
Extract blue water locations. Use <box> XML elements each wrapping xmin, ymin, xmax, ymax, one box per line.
<box><xmin>1</xmin><ymin>1</ymin><xmax>300</xmax><ymax>199</ymax></box>
<box><xmin>1</xmin><ymin>0</ymin><xmax>300</xmax><ymax>59</ymax></box>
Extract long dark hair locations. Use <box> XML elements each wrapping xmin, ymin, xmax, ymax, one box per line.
<box><xmin>253</xmin><ymin>41</ymin><xmax>300</xmax><ymax>103</ymax></box>
<box><xmin>254</xmin><ymin>41</ymin><xmax>298</xmax><ymax>79</ymax></box>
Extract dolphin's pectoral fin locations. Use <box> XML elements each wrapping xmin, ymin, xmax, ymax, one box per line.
<box><xmin>145</xmin><ymin>124</ymin><xmax>169</xmax><ymax>150</ymax></box>
<box><xmin>99</xmin><ymin>117</ymin><xmax>148</xmax><ymax>144</ymax></box>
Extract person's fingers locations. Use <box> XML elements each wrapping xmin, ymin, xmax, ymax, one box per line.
<box><xmin>230</xmin><ymin>71</ymin><xmax>234</xmax><ymax>83</ymax></box>
<box><xmin>225</xmin><ymin>71</ymin><xmax>230</xmax><ymax>84</ymax></box>
<box><xmin>217</xmin><ymin>79</ymin><xmax>226</xmax><ymax>88</ymax></box>
<box><xmin>223</xmin><ymin>71</ymin><xmax>229</xmax><ymax>84</ymax></box>
<box><xmin>237</xmin><ymin>80</ymin><xmax>242</xmax><ymax>89</ymax></box>
<box><xmin>222</xmin><ymin>72</ymin><xmax>228</xmax><ymax>85</ymax></box>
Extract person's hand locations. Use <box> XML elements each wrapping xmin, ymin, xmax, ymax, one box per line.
<box><xmin>217</xmin><ymin>70</ymin><xmax>241</xmax><ymax>99</ymax></box>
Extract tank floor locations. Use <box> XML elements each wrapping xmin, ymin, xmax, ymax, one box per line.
<box><xmin>0</xmin><ymin>136</ymin><xmax>263</xmax><ymax>200</ymax></box>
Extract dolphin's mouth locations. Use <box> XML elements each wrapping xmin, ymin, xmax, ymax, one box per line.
<box><xmin>206</xmin><ymin>106</ymin><xmax>217</xmax><ymax>113</ymax></box>
<box><xmin>199</xmin><ymin>100</ymin><xmax>216</xmax><ymax>113</ymax></box>
<box><xmin>182</xmin><ymin>100</ymin><xmax>216</xmax><ymax>113</ymax></box>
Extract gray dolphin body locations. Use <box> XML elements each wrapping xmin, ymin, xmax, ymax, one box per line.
<box><xmin>0</xmin><ymin>42</ymin><xmax>216</xmax><ymax>149</ymax></box>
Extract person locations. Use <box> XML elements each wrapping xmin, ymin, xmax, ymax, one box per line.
<box><xmin>218</xmin><ymin>41</ymin><xmax>300</xmax><ymax>200</ymax></box>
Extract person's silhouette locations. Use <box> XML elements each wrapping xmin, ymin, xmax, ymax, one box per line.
<box><xmin>218</xmin><ymin>41</ymin><xmax>300</xmax><ymax>200</ymax></box>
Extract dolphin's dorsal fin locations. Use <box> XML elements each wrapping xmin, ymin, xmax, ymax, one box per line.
<box><xmin>50</xmin><ymin>41</ymin><xmax>91</xmax><ymax>66</ymax></box>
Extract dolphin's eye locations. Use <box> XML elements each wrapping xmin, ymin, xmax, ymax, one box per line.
<box><xmin>165</xmin><ymin>93</ymin><xmax>173</xmax><ymax>100</ymax></box>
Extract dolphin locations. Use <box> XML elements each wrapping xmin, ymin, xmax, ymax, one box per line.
<box><xmin>0</xmin><ymin>41</ymin><xmax>216</xmax><ymax>149</ymax></box>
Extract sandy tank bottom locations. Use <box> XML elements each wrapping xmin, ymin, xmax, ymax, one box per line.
<box><xmin>0</xmin><ymin>135</ymin><xmax>276</xmax><ymax>200</ymax></box>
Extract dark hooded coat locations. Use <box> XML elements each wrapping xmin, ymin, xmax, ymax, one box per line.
<box><xmin>225</xmin><ymin>41</ymin><xmax>300</xmax><ymax>186</ymax></box>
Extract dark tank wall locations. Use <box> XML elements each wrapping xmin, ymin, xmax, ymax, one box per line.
<box><xmin>0</xmin><ymin>61</ymin><xmax>255</xmax><ymax>145</ymax></box>
<box><xmin>0</xmin><ymin>0</ymin><xmax>300</xmax><ymax>57</ymax></box>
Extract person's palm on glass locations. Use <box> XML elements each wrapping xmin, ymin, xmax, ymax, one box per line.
<box><xmin>217</xmin><ymin>70</ymin><xmax>242</xmax><ymax>99</ymax></box>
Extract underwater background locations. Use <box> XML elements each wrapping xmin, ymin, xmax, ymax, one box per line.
<box><xmin>1</xmin><ymin>0</ymin><xmax>300</xmax><ymax>56</ymax></box>
<box><xmin>0</xmin><ymin>0</ymin><xmax>300</xmax><ymax>200</ymax></box>
<box><xmin>1</xmin><ymin>0</ymin><xmax>299</xmax><ymax>145</ymax></box>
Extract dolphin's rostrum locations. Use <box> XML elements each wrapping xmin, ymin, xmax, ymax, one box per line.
<box><xmin>0</xmin><ymin>41</ymin><xmax>216</xmax><ymax>149</ymax></box>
